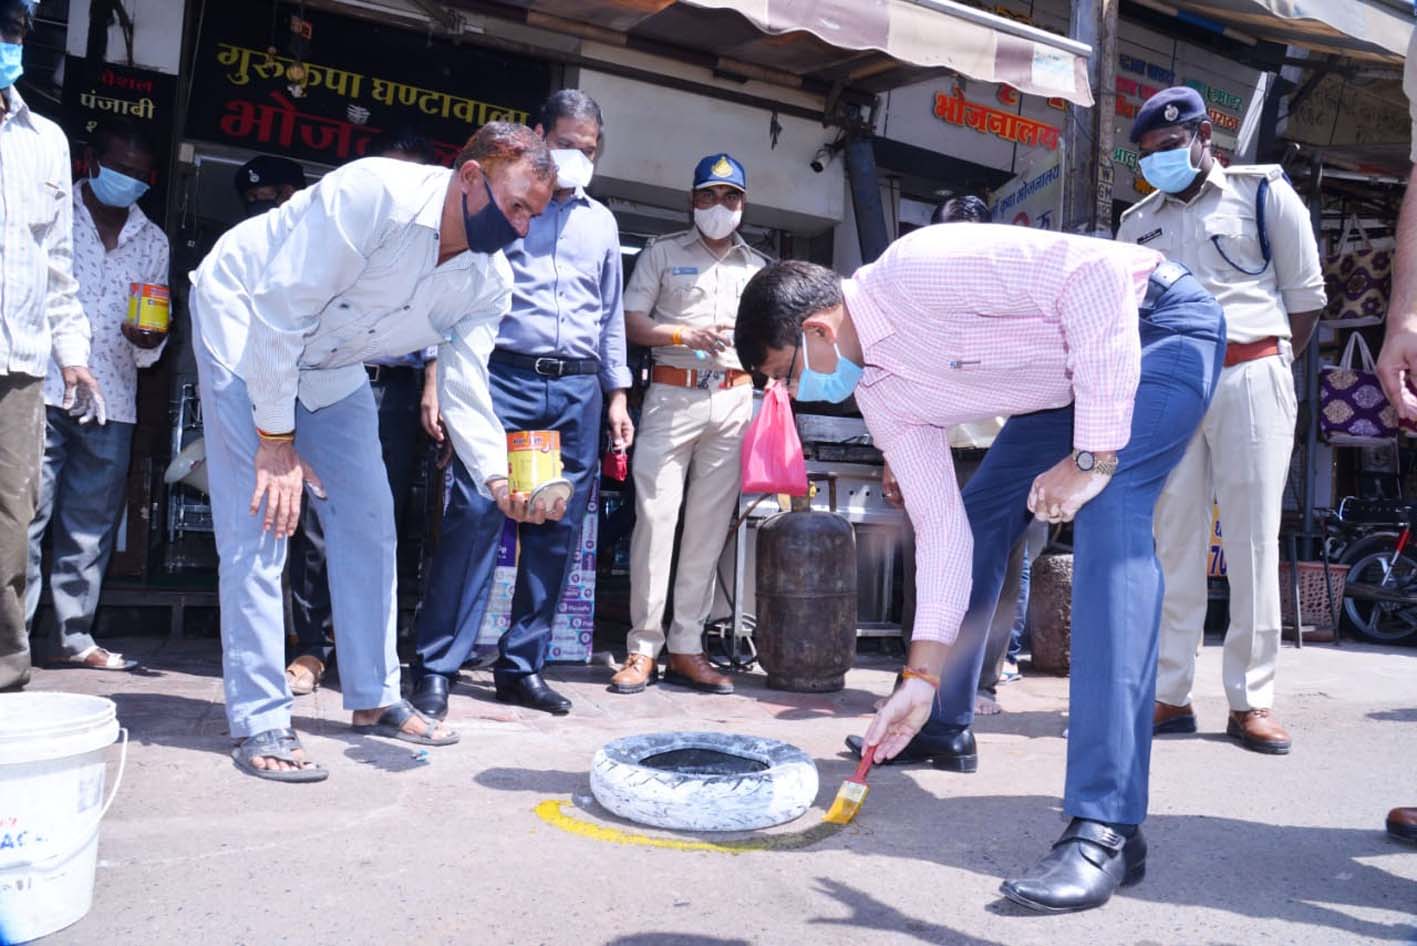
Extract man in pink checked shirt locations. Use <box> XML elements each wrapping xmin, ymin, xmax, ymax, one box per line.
<box><xmin>735</xmin><ymin>223</ymin><xmax>1225</xmax><ymax>914</ymax></box>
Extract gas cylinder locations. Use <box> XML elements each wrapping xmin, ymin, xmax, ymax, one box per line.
<box><xmin>754</xmin><ymin>475</ymin><xmax>857</xmax><ymax>692</ymax></box>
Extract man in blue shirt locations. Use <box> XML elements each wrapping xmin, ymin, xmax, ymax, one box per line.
<box><xmin>411</xmin><ymin>91</ymin><xmax>632</xmax><ymax>718</ymax></box>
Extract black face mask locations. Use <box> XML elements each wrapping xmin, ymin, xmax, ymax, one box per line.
<box><xmin>244</xmin><ymin>198</ymin><xmax>279</xmax><ymax>219</ymax></box>
<box><xmin>462</xmin><ymin>177</ymin><xmax>520</xmax><ymax>254</ymax></box>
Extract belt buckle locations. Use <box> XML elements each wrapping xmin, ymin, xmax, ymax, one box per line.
<box><xmin>366</xmin><ymin>365</ymin><xmax>382</xmax><ymax>383</ymax></box>
<box><xmin>695</xmin><ymin>370</ymin><xmax>721</xmax><ymax>390</ymax></box>
<box><xmin>534</xmin><ymin>357</ymin><xmax>563</xmax><ymax>377</ymax></box>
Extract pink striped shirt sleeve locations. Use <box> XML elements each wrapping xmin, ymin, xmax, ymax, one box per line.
<box><xmin>887</xmin><ymin>425</ymin><xmax>972</xmax><ymax>646</ymax></box>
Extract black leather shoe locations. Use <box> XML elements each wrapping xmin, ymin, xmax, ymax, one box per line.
<box><xmin>1000</xmin><ymin>819</ymin><xmax>1147</xmax><ymax>914</ymax></box>
<box><xmin>410</xmin><ymin>673</ymin><xmax>450</xmax><ymax>720</ymax></box>
<box><xmin>844</xmin><ymin>729</ymin><xmax>978</xmax><ymax>773</ymax></box>
<box><xmin>495</xmin><ymin>673</ymin><xmax>572</xmax><ymax>716</ymax></box>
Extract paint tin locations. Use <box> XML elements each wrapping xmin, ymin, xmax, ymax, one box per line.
<box><xmin>507</xmin><ymin>430</ymin><xmax>565</xmax><ymax>495</ymax></box>
<box><xmin>125</xmin><ymin>283</ymin><xmax>170</xmax><ymax>333</ymax></box>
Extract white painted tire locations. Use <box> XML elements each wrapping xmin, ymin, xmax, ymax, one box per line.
<box><xmin>590</xmin><ymin>731</ymin><xmax>819</xmax><ymax>832</ymax></box>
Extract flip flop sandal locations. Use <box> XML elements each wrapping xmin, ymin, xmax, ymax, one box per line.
<box><xmin>231</xmin><ymin>728</ymin><xmax>328</xmax><ymax>783</ymax></box>
<box><xmin>285</xmin><ymin>655</ymin><xmax>325</xmax><ymax>696</ymax></box>
<box><xmin>352</xmin><ymin>699</ymin><xmax>460</xmax><ymax>746</ymax></box>
<box><xmin>69</xmin><ymin>647</ymin><xmax>139</xmax><ymax>671</ymax></box>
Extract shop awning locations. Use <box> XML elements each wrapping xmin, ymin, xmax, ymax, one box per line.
<box><xmin>479</xmin><ymin>0</ymin><xmax>1095</xmax><ymax>105</ymax></box>
<box><xmin>1132</xmin><ymin>0</ymin><xmax>1413</xmax><ymax>64</ymax></box>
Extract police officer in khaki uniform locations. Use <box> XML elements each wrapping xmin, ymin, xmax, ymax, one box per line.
<box><xmin>614</xmin><ymin>153</ymin><xmax>769</xmax><ymax>694</ymax></box>
<box><xmin>1117</xmin><ymin>87</ymin><xmax>1326</xmax><ymax>754</ymax></box>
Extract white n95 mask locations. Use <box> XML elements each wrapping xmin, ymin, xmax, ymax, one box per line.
<box><xmin>551</xmin><ymin>149</ymin><xmax>594</xmax><ymax>190</ymax></box>
<box><xmin>694</xmin><ymin>204</ymin><xmax>741</xmax><ymax>240</ymax></box>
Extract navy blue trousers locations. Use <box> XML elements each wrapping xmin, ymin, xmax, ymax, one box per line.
<box><xmin>414</xmin><ymin>361</ymin><xmax>601</xmax><ymax>680</ymax></box>
<box><xmin>923</xmin><ymin>270</ymin><xmax>1225</xmax><ymax>825</ymax></box>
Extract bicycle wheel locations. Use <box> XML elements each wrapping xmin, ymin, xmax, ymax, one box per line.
<box><xmin>1341</xmin><ymin>549</ymin><xmax>1417</xmax><ymax>644</ymax></box>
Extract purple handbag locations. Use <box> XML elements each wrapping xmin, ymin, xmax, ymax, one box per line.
<box><xmin>1320</xmin><ymin>333</ymin><xmax>1398</xmax><ymax>445</ymax></box>
<box><xmin>1322</xmin><ymin>216</ymin><xmax>1391</xmax><ymax>327</ymax></box>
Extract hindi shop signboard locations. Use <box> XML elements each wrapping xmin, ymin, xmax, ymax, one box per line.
<box><xmin>990</xmin><ymin>151</ymin><xmax>1064</xmax><ymax>230</ymax></box>
<box><xmin>931</xmin><ymin>85</ymin><xmax>1062</xmax><ymax>152</ymax></box>
<box><xmin>186</xmin><ymin>3</ymin><xmax>550</xmax><ymax>167</ymax></box>
<box><xmin>60</xmin><ymin>57</ymin><xmax>178</xmax><ymax>222</ymax></box>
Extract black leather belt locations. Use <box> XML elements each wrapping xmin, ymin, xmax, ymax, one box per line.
<box><xmin>1142</xmin><ymin>260</ymin><xmax>1189</xmax><ymax>311</ymax></box>
<box><xmin>490</xmin><ymin>349</ymin><xmax>600</xmax><ymax>377</ymax></box>
<box><xmin>364</xmin><ymin>364</ymin><xmax>419</xmax><ymax>384</ymax></box>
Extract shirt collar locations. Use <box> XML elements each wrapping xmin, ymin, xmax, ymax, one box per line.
<box><xmin>416</xmin><ymin>166</ymin><xmax>485</xmax><ymax>270</ymax></box>
<box><xmin>73</xmin><ymin>180</ymin><xmax>152</xmax><ymax>248</ymax></box>
<box><xmin>840</xmin><ymin>274</ymin><xmax>891</xmax><ymax>352</ymax></box>
<box><xmin>414</xmin><ymin>166</ymin><xmax>455</xmax><ymax>234</ymax></box>
<box><xmin>1</xmin><ymin>85</ymin><xmax>31</xmax><ymax>126</ymax></box>
<box><xmin>555</xmin><ymin>186</ymin><xmax>589</xmax><ymax>206</ymax></box>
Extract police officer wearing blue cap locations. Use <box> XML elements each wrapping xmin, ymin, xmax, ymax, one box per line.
<box><xmin>1118</xmin><ymin>86</ymin><xmax>1325</xmax><ymax>756</ymax></box>
<box><xmin>614</xmin><ymin>152</ymin><xmax>769</xmax><ymax>695</ymax></box>
<box><xmin>234</xmin><ymin>155</ymin><xmax>307</xmax><ymax>218</ymax></box>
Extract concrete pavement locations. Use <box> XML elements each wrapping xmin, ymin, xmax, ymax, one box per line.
<box><xmin>21</xmin><ymin>635</ymin><xmax>1417</xmax><ymax>946</ymax></box>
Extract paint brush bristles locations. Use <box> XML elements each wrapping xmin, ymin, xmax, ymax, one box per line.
<box><xmin>823</xmin><ymin>746</ymin><xmax>875</xmax><ymax>825</ymax></box>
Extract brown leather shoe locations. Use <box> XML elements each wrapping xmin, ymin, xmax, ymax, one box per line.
<box><xmin>663</xmin><ymin>652</ymin><xmax>734</xmax><ymax>694</ymax></box>
<box><xmin>1226</xmin><ymin>708</ymin><xmax>1292</xmax><ymax>755</ymax></box>
<box><xmin>285</xmin><ymin>655</ymin><xmax>325</xmax><ymax>696</ymax></box>
<box><xmin>610</xmin><ymin>654</ymin><xmax>657</xmax><ymax>694</ymax></box>
<box><xmin>1153</xmin><ymin>701</ymin><xmax>1197</xmax><ymax>735</ymax></box>
<box><xmin>1387</xmin><ymin>807</ymin><xmax>1417</xmax><ymax>844</ymax></box>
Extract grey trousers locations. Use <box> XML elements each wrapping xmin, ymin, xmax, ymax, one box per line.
<box><xmin>26</xmin><ymin>407</ymin><xmax>135</xmax><ymax>659</ymax></box>
<box><xmin>0</xmin><ymin>375</ymin><xmax>45</xmax><ymax>690</ymax></box>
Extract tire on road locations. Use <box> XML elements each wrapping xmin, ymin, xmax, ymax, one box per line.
<box><xmin>590</xmin><ymin>731</ymin><xmax>819</xmax><ymax>832</ymax></box>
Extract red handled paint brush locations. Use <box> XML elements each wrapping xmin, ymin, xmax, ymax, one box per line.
<box><xmin>823</xmin><ymin>744</ymin><xmax>876</xmax><ymax>825</ymax></box>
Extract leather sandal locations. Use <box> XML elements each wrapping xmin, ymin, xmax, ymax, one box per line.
<box><xmin>68</xmin><ymin>646</ymin><xmax>139</xmax><ymax>671</ymax></box>
<box><xmin>352</xmin><ymin>699</ymin><xmax>459</xmax><ymax>746</ymax></box>
<box><xmin>285</xmin><ymin>655</ymin><xmax>325</xmax><ymax>696</ymax></box>
<box><xmin>231</xmin><ymin>729</ymin><xmax>328</xmax><ymax>783</ymax></box>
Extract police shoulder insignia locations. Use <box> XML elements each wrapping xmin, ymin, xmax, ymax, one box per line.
<box><xmin>711</xmin><ymin>156</ymin><xmax>733</xmax><ymax>178</ymax></box>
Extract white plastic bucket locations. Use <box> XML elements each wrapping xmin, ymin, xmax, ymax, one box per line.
<box><xmin>0</xmin><ymin>693</ymin><xmax>127</xmax><ymax>944</ymax></box>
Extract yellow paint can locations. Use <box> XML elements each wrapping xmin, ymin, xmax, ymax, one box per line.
<box><xmin>507</xmin><ymin>430</ymin><xmax>567</xmax><ymax>499</ymax></box>
<box><xmin>126</xmin><ymin>283</ymin><xmax>170</xmax><ymax>333</ymax></box>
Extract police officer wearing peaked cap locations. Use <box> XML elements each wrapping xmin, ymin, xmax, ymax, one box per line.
<box><xmin>1117</xmin><ymin>85</ymin><xmax>1326</xmax><ymax>755</ymax></box>
<box><xmin>615</xmin><ymin>151</ymin><xmax>770</xmax><ymax>696</ymax></box>
<box><xmin>233</xmin><ymin>154</ymin><xmax>307</xmax><ymax>218</ymax></box>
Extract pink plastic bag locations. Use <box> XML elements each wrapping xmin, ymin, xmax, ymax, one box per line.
<box><xmin>601</xmin><ymin>448</ymin><xmax>628</xmax><ymax>481</ymax></box>
<box><xmin>740</xmin><ymin>381</ymin><xmax>807</xmax><ymax>495</ymax></box>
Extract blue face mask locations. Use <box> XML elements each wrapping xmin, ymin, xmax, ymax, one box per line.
<box><xmin>1138</xmin><ymin>138</ymin><xmax>1201</xmax><ymax>194</ymax></box>
<box><xmin>795</xmin><ymin>331</ymin><xmax>863</xmax><ymax>404</ymax></box>
<box><xmin>89</xmin><ymin>164</ymin><xmax>150</xmax><ymax>208</ymax></box>
<box><xmin>0</xmin><ymin>42</ymin><xmax>23</xmax><ymax>91</ymax></box>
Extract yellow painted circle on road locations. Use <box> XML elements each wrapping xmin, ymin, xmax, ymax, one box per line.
<box><xmin>534</xmin><ymin>799</ymin><xmax>843</xmax><ymax>855</ymax></box>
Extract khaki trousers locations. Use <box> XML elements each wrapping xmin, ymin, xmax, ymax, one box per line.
<box><xmin>1155</xmin><ymin>351</ymin><xmax>1296</xmax><ymax>711</ymax></box>
<box><xmin>0</xmin><ymin>374</ymin><xmax>45</xmax><ymax>690</ymax></box>
<box><xmin>628</xmin><ymin>382</ymin><xmax>752</xmax><ymax>657</ymax></box>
